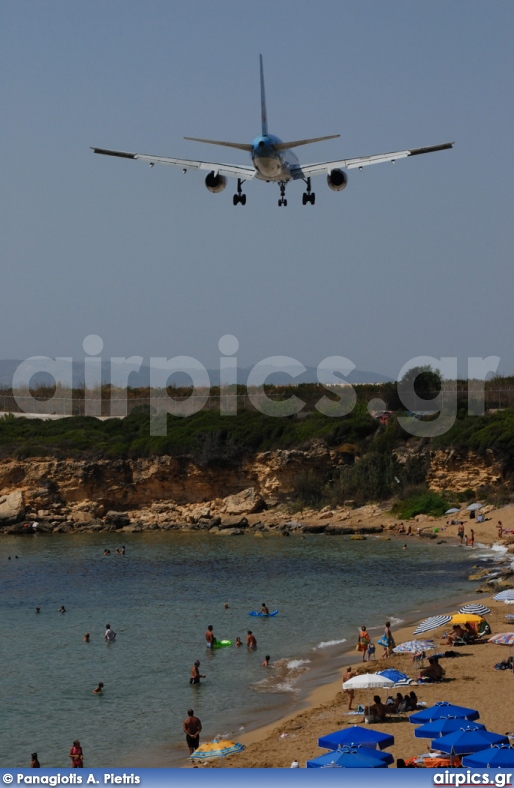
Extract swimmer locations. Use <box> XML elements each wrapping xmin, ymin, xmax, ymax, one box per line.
<box><xmin>261</xmin><ymin>603</ymin><xmax>269</xmax><ymax>615</ymax></box>
<box><xmin>35</xmin><ymin>607</ymin><xmax>40</xmax><ymax>614</ymax></box>
<box><xmin>224</xmin><ymin>602</ymin><xmax>229</xmax><ymax>609</ymax></box>
<box><xmin>58</xmin><ymin>606</ymin><xmax>66</xmax><ymax>613</ymax></box>
<box><xmin>262</xmin><ymin>655</ymin><xmax>270</xmax><ymax>667</ymax></box>
<box><xmin>30</xmin><ymin>753</ymin><xmax>40</xmax><ymax>768</ymax></box>
<box><xmin>189</xmin><ymin>660</ymin><xmax>206</xmax><ymax>685</ymax></box>
<box><xmin>235</xmin><ymin>637</ymin><xmax>242</xmax><ymax>647</ymax></box>
<box><xmin>93</xmin><ymin>682</ymin><xmax>104</xmax><ymax>694</ymax></box>
<box><xmin>103</xmin><ymin>549</ymin><xmax>110</xmax><ymax>556</ymax></box>
<box><xmin>246</xmin><ymin>630</ymin><xmax>257</xmax><ymax>650</ymax></box>
<box><xmin>84</xmin><ymin>633</ymin><xmax>90</xmax><ymax>643</ymax></box>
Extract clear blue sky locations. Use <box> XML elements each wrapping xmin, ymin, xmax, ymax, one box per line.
<box><xmin>1</xmin><ymin>1</ymin><xmax>513</xmax><ymax>380</ymax></box>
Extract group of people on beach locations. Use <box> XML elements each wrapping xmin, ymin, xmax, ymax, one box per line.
<box><xmin>356</xmin><ymin>622</ymin><xmax>395</xmax><ymax>663</ymax></box>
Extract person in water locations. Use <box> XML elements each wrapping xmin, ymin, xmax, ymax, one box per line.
<box><xmin>58</xmin><ymin>606</ymin><xmax>66</xmax><ymax>613</ymax></box>
<box><xmin>69</xmin><ymin>740</ymin><xmax>83</xmax><ymax>768</ymax></box>
<box><xmin>205</xmin><ymin>625</ymin><xmax>216</xmax><ymax>648</ymax></box>
<box><xmin>247</xmin><ymin>630</ymin><xmax>257</xmax><ymax>650</ymax></box>
<box><xmin>84</xmin><ymin>632</ymin><xmax>90</xmax><ymax>643</ymax></box>
<box><xmin>105</xmin><ymin>624</ymin><xmax>116</xmax><ymax>642</ymax></box>
<box><xmin>30</xmin><ymin>753</ymin><xmax>40</xmax><ymax>768</ymax></box>
<box><xmin>190</xmin><ymin>660</ymin><xmax>205</xmax><ymax>684</ymax></box>
<box><xmin>93</xmin><ymin>682</ymin><xmax>104</xmax><ymax>694</ymax></box>
<box><xmin>262</xmin><ymin>655</ymin><xmax>270</xmax><ymax>667</ymax></box>
<box><xmin>261</xmin><ymin>603</ymin><xmax>269</xmax><ymax>615</ymax></box>
<box><xmin>235</xmin><ymin>637</ymin><xmax>242</xmax><ymax>647</ymax></box>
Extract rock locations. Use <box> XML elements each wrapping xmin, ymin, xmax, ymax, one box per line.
<box><xmin>215</xmin><ymin>528</ymin><xmax>244</xmax><ymax>536</ymax></box>
<box><xmin>104</xmin><ymin>511</ymin><xmax>130</xmax><ymax>528</ymax></box>
<box><xmin>0</xmin><ymin>491</ymin><xmax>25</xmax><ymax>525</ymax></box>
<box><xmin>350</xmin><ymin>535</ymin><xmax>366</xmax><ymax>540</ymax></box>
<box><xmin>220</xmin><ymin>516</ymin><xmax>249</xmax><ymax>529</ymax></box>
<box><xmin>301</xmin><ymin>523</ymin><xmax>328</xmax><ymax>534</ymax></box>
<box><xmin>223</xmin><ymin>488</ymin><xmax>266</xmax><ymax>515</ymax></box>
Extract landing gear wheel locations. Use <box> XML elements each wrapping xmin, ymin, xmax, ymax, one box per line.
<box><xmin>311</xmin><ymin>193</ymin><xmax>316</xmax><ymax>205</ymax></box>
<box><xmin>241</xmin><ymin>194</ymin><xmax>247</xmax><ymax>206</ymax></box>
<box><xmin>302</xmin><ymin>193</ymin><xmax>307</xmax><ymax>205</ymax></box>
<box><xmin>233</xmin><ymin>178</ymin><xmax>246</xmax><ymax>206</ymax></box>
<box><xmin>283</xmin><ymin>199</ymin><xmax>287</xmax><ymax>206</ymax></box>
<box><xmin>233</xmin><ymin>195</ymin><xmax>239</xmax><ymax>206</ymax></box>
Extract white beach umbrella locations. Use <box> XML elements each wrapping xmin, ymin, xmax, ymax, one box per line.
<box><xmin>413</xmin><ymin>615</ymin><xmax>452</xmax><ymax>636</ymax></box>
<box><xmin>445</xmin><ymin>508</ymin><xmax>460</xmax><ymax>515</ymax></box>
<box><xmin>466</xmin><ymin>503</ymin><xmax>483</xmax><ymax>511</ymax></box>
<box><xmin>343</xmin><ymin>672</ymin><xmax>395</xmax><ymax>711</ymax></box>
<box><xmin>392</xmin><ymin>639</ymin><xmax>436</xmax><ymax>654</ymax></box>
<box><xmin>458</xmin><ymin>604</ymin><xmax>491</xmax><ymax>616</ymax></box>
<box><xmin>494</xmin><ymin>590</ymin><xmax>514</xmax><ymax>602</ymax></box>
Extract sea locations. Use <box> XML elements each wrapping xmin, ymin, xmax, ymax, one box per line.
<box><xmin>0</xmin><ymin>530</ymin><xmax>505</xmax><ymax>768</ymax></box>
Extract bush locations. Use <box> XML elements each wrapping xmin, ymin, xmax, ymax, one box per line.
<box><xmin>392</xmin><ymin>492</ymin><xmax>451</xmax><ymax>520</ymax></box>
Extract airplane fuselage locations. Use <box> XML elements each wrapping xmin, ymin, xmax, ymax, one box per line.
<box><xmin>251</xmin><ymin>135</ymin><xmax>299</xmax><ymax>181</ymax></box>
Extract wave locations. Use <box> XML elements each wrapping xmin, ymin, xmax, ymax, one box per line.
<box><xmin>251</xmin><ymin>656</ymin><xmax>311</xmax><ymax>694</ymax></box>
<box><xmin>312</xmin><ymin>638</ymin><xmax>347</xmax><ymax>650</ymax></box>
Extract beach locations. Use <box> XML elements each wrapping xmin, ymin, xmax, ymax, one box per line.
<box><xmin>198</xmin><ymin>507</ymin><xmax>514</xmax><ymax>768</ymax></box>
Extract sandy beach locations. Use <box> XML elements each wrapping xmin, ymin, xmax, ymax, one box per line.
<box><xmin>199</xmin><ymin>506</ymin><xmax>514</xmax><ymax>768</ymax></box>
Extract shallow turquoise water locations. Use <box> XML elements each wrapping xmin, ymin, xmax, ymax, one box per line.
<box><xmin>0</xmin><ymin>531</ymin><xmax>489</xmax><ymax>767</ymax></box>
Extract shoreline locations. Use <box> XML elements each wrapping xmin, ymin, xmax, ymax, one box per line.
<box><xmin>197</xmin><ymin>510</ymin><xmax>514</xmax><ymax>768</ymax></box>
<box><xmin>204</xmin><ymin>588</ymin><xmax>514</xmax><ymax>768</ymax></box>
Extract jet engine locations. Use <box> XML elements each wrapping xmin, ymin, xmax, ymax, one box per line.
<box><xmin>326</xmin><ymin>169</ymin><xmax>348</xmax><ymax>191</ymax></box>
<box><xmin>205</xmin><ymin>171</ymin><xmax>227</xmax><ymax>193</ymax></box>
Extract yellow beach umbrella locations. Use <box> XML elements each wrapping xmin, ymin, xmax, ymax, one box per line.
<box><xmin>451</xmin><ymin>613</ymin><xmax>483</xmax><ymax>625</ymax></box>
<box><xmin>189</xmin><ymin>739</ymin><xmax>245</xmax><ymax>761</ymax></box>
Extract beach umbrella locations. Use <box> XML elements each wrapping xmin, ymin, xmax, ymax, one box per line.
<box><xmin>494</xmin><ymin>590</ymin><xmax>514</xmax><ymax>601</ymax></box>
<box><xmin>463</xmin><ymin>745</ymin><xmax>514</xmax><ymax>768</ymax></box>
<box><xmin>306</xmin><ymin>746</ymin><xmax>388</xmax><ymax>768</ymax></box>
<box><xmin>445</xmin><ymin>508</ymin><xmax>461</xmax><ymax>514</ymax></box>
<box><xmin>413</xmin><ymin>615</ymin><xmax>451</xmax><ymax>635</ymax></box>
<box><xmin>451</xmin><ymin>613</ymin><xmax>483</xmax><ymax>625</ymax></box>
<box><xmin>189</xmin><ymin>739</ymin><xmax>245</xmax><ymax>760</ymax></box>
<box><xmin>505</xmin><ymin>614</ymin><xmax>514</xmax><ymax>621</ymax></box>
<box><xmin>312</xmin><ymin>745</ymin><xmax>393</xmax><ymax>766</ymax></box>
<box><xmin>459</xmin><ymin>604</ymin><xmax>491</xmax><ymax>616</ymax></box>
<box><xmin>342</xmin><ymin>672</ymin><xmax>394</xmax><ymax>711</ymax></box>
<box><xmin>318</xmin><ymin>725</ymin><xmax>394</xmax><ymax>751</ymax></box>
<box><xmin>434</xmin><ymin>726</ymin><xmax>508</xmax><ymax>755</ymax></box>
<box><xmin>414</xmin><ymin>717</ymin><xmax>486</xmax><ymax>739</ymax></box>
<box><xmin>466</xmin><ymin>503</ymin><xmax>483</xmax><ymax>511</ymax></box>
<box><xmin>409</xmin><ymin>702</ymin><xmax>480</xmax><ymax>725</ymax></box>
<box><xmin>392</xmin><ymin>639</ymin><xmax>436</xmax><ymax>654</ymax></box>
<box><xmin>377</xmin><ymin>669</ymin><xmax>409</xmax><ymax>684</ymax></box>
<box><xmin>488</xmin><ymin>632</ymin><xmax>514</xmax><ymax>645</ymax></box>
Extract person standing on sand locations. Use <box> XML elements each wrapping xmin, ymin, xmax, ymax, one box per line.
<box><xmin>69</xmin><ymin>740</ymin><xmax>83</xmax><ymax>768</ymax></box>
<box><xmin>382</xmin><ymin>621</ymin><xmax>395</xmax><ymax>658</ymax></box>
<box><xmin>498</xmin><ymin>521</ymin><xmax>503</xmax><ymax>538</ymax></box>
<box><xmin>205</xmin><ymin>625</ymin><xmax>215</xmax><ymax>648</ymax></box>
<box><xmin>344</xmin><ymin>666</ymin><xmax>357</xmax><ymax>710</ymax></box>
<box><xmin>183</xmin><ymin>709</ymin><xmax>202</xmax><ymax>755</ymax></box>
<box><xmin>357</xmin><ymin>626</ymin><xmax>370</xmax><ymax>662</ymax></box>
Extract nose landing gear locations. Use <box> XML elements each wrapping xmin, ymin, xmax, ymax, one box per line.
<box><xmin>278</xmin><ymin>181</ymin><xmax>287</xmax><ymax>207</ymax></box>
<box><xmin>302</xmin><ymin>178</ymin><xmax>315</xmax><ymax>205</ymax></box>
<box><xmin>233</xmin><ymin>179</ymin><xmax>247</xmax><ymax>206</ymax></box>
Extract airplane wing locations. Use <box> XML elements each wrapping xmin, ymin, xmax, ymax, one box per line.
<box><xmin>290</xmin><ymin>142</ymin><xmax>454</xmax><ymax>180</ymax></box>
<box><xmin>91</xmin><ymin>147</ymin><xmax>257</xmax><ymax>180</ymax></box>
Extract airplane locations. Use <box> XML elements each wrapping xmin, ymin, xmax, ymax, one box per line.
<box><xmin>91</xmin><ymin>55</ymin><xmax>453</xmax><ymax>207</ymax></box>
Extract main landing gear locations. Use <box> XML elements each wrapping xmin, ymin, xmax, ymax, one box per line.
<box><xmin>278</xmin><ymin>182</ymin><xmax>287</xmax><ymax>207</ymax></box>
<box><xmin>302</xmin><ymin>178</ymin><xmax>315</xmax><ymax>205</ymax></box>
<box><xmin>233</xmin><ymin>179</ymin><xmax>246</xmax><ymax>206</ymax></box>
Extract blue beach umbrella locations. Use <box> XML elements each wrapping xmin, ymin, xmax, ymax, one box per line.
<box><xmin>413</xmin><ymin>615</ymin><xmax>452</xmax><ymax>636</ymax></box>
<box><xmin>414</xmin><ymin>717</ymin><xmax>486</xmax><ymax>739</ymax></box>
<box><xmin>393</xmin><ymin>639</ymin><xmax>436</xmax><ymax>654</ymax></box>
<box><xmin>307</xmin><ymin>746</ymin><xmax>389</xmax><ymax>768</ymax></box>
<box><xmin>377</xmin><ymin>669</ymin><xmax>409</xmax><ymax>684</ymax></box>
<box><xmin>494</xmin><ymin>590</ymin><xmax>514</xmax><ymax>601</ymax></box>
<box><xmin>318</xmin><ymin>725</ymin><xmax>394</xmax><ymax>751</ymax></box>
<box><xmin>409</xmin><ymin>702</ymin><xmax>480</xmax><ymax>724</ymax></box>
<box><xmin>463</xmin><ymin>745</ymin><xmax>514</xmax><ymax>768</ymax></box>
<box><xmin>434</xmin><ymin>727</ymin><xmax>508</xmax><ymax>755</ymax></box>
<box><xmin>459</xmin><ymin>603</ymin><xmax>491</xmax><ymax>616</ymax></box>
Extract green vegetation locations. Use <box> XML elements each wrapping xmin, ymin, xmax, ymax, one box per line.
<box><xmin>392</xmin><ymin>491</ymin><xmax>452</xmax><ymax>520</ymax></box>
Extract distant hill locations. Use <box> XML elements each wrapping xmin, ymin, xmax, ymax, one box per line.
<box><xmin>0</xmin><ymin>358</ymin><xmax>392</xmax><ymax>389</ymax></box>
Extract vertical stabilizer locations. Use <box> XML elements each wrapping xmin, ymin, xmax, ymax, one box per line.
<box><xmin>260</xmin><ymin>54</ymin><xmax>268</xmax><ymax>136</ymax></box>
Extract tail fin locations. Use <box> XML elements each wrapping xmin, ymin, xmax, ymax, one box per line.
<box><xmin>260</xmin><ymin>54</ymin><xmax>268</xmax><ymax>136</ymax></box>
